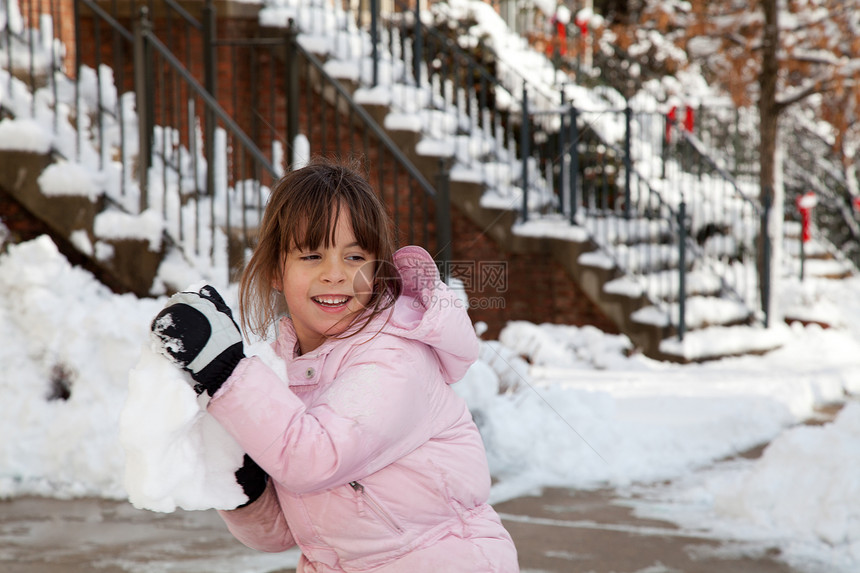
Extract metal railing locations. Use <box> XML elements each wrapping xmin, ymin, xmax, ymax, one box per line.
<box><xmin>782</xmin><ymin>119</ymin><xmax>860</xmax><ymax>269</ymax></box>
<box><xmin>1</xmin><ymin>0</ymin><xmax>447</xmax><ymax>282</ymax></box>
<box><xmin>2</xmin><ymin>0</ymin><xmax>798</xmax><ymax>337</ymax></box>
<box><xmin>204</xmin><ymin>11</ymin><xmax>447</xmax><ymax>261</ymax></box>
<box><xmin>72</xmin><ymin>0</ymin><xmax>282</xmax><ymax>279</ymax></box>
<box><xmin>291</xmin><ymin>34</ymin><xmax>447</xmax><ymax>260</ymax></box>
<box><xmin>518</xmin><ymin>99</ymin><xmax>768</xmax><ymax>334</ymax></box>
<box><xmin>380</xmin><ymin>0</ymin><xmax>771</xmax><ymax>335</ymax></box>
<box><xmin>132</xmin><ymin>5</ymin><xmax>281</xmax><ymax>271</ymax></box>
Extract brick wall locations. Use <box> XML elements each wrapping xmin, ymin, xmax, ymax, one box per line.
<box><xmin>11</xmin><ymin>0</ymin><xmax>618</xmax><ymax>338</ymax></box>
<box><xmin>449</xmin><ymin>207</ymin><xmax>618</xmax><ymax>340</ymax></box>
<box><xmin>15</xmin><ymin>0</ymin><xmax>77</xmax><ymax>74</ymax></box>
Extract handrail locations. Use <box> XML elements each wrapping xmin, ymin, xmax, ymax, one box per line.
<box><xmin>79</xmin><ymin>0</ymin><xmax>134</xmax><ymax>42</ymax></box>
<box><xmin>1</xmin><ymin>0</ymin><xmax>776</xmax><ymax>331</ymax></box>
<box><xmin>386</xmin><ymin>0</ymin><xmax>506</xmax><ymax>98</ymax></box>
<box><xmin>297</xmin><ymin>43</ymin><xmax>437</xmax><ymax>199</ymax></box>
<box><xmin>141</xmin><ymin>25</ymin><xmax>278</xmax><ymax>177</ymax></box>
<box><xmin>675</xmin><ymin>126</ymin><xmax>760</xmax><ymax>213</ymax></box>
<box><xmin>162</xmin><ymin>0</ymin><xmax>203</xmax><ymax>30</ymax></box>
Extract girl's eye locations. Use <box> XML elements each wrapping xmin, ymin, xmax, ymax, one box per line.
<box><xmin>346</xmin><ymin>254</ymin><xmax>366</xmax><ymax>262</ymax></box>
<box><xmin>299</xmin><ymin>254</ymin><xmax>320</xmax><ymax>261</ymax></box>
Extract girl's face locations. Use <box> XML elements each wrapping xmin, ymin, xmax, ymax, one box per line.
<box><xmin>275</xmin><ymin>209</ymin><xmax>376</xmax><ymax>354</ymax></box>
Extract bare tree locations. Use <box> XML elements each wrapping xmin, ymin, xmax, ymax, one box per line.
<box><xmin>603</xmin><ymin>0</ymin><xmax>860</xmax><ymax>299</ymax></box>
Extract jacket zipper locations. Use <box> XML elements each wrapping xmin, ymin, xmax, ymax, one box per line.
<box><xmin>349</xmin><ymin>481</ymin><xmax>404</xmax><ymax>534</ymax></box>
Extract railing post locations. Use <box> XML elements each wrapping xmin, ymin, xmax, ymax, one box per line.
<box><xmin>558</xmin><ymin>91</ymin><xmax>568</xmax><ymax>217</ymax></box>
<box><xmin>435</xmin><ymin>158</ymin><xmax>453</xmax><ymax>276</ymax></box>
<box><xmin>478</xmin><ymin>42</ymin><xmax>488</xmax><ymax>133</ymax></box>
<box><xmin>624</xmin><ymin>104</ymin><xmax>632</xmax><ymax>219</ymax></box>
<box><xmin>3</xmin><ymin>0</ymin><xmax>10</xmax><ymax>95</ymax></box>
<box><xmin>73</xmin><ymin>0</ymin><xmax>82</xmax><ymax>162</ymax></box>
<box><xmin>677</xmin><ymin>200</ymin><xmax>687</xmax><ymax>341</ymax></box>
<box><xmin>203</xmin><ymin>0</ymin><xmax>217</xmax><ymax>194</ymax></box>
<box><xmin>697</xmin><ymin>102</ymin><xmax>703</xmax><ymax>180</ymax></box>
<box><xmin>94</xmin><ymin>17</ymin><xmax>104</xmax><ymax>170</ymax></box>
<box><xmin>661</xmin><ymin>110</ymin><xmax>669</xmax><ymax>180</ymax></box>
<box><xmin>520</xmin><ymin>86</ymin><xmax>529</xmax><ymax>222</ymax></box>
<box><xmin>285</xmin><ymin>19</ymin><xmax>299</xmax><ymax>166</ymax></box>
<box><xmin>569</xmin><ymin>104</ymin><xmax>579</xmax><ymax>224</ymax></box>
<box><xmin>203</xmin><ymin>0</ymin><xmax>218</xmax><ymax>196</ymax></box>
<box><xmin>733</xmin><ymin>107</ymin><xmax>741</xmax><ymax>180</ymax></box>
<box><xmin>413</xmin><ymin>0</ymin><xmax>423</xmax><ymax>88</ymax></box>
<box><xmin>26</xmin><ymin>0</ymin><xmax>34</xmax><ymax>116</ymax></box>
<box><xmin>370</xmin><ymin>0</ymin><xmax>379</xmax><ymax>87</ymax></box>
<box><xmin>799</xmin><ymin>221</ymin><xmax>806</xmax><ymax>281</ymax></box>
<box><xmin>133</xmin><ymin>7</ymin><xmax>152</xmax><ymax>212</ymax></box>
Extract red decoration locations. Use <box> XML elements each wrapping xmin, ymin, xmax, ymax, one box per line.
<box><xmin>795</xmin><ymin>192</ymin><xmax>817</xmax><ymax>243</ymax></box>
<box><xmin>556</xmin><ymin>20</ymin><xmax>567</xmax><ymax>56</ymax></box>
<box><xmin>683</xmin><ymin>106</ymin><xmax>694</xmax><ymax>133</ymax></box>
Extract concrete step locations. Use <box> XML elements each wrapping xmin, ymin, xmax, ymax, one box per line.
<box><xmin>657</xmin><ymin>323</ymin><xmax>789</xmax><ymax>363</ymax></box>
<box><xmin>0</xmin><ymin>149</ymin><xmax>163</xmax><ymax>297</ymax></box>
<box><xmin>581</xmin><ymin>215</ymin><xmax>673</xmax><ymax>246</ymax></box>
<box><xmin>631</xmin><ymin>295</ymin><xmax>752</xmax><ymax>331</ymax></box>
<box><xmin>604</xmin><ymin>268</ymin><xmax>723</xmax><ymax>302</ymax></box>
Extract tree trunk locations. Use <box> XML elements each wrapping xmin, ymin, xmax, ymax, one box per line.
<box><xmin>758</xmin><ymin>0</ymin><xmax>779</xmax><ymax>322</ymax></box>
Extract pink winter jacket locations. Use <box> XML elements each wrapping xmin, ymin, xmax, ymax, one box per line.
<box><xmin>208</xmin><ymin>246</ymin><xmax>519</xmax><ymax>573</ymax></box>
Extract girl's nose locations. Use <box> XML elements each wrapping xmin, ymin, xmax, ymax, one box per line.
<box><xmin>320</xmin><ymin>259</ymin><xmax>346</xmax><ymax>283</ymax></box>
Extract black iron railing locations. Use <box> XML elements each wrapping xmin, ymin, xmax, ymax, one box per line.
<box><xmin>7</xmin><ymin>0</ymin><xmax>828</xmax><ymax>339</ymax></box>
<box><xmin>0</xmin><ymin>0</ymin><xmax>448</xmax><ymax>281</ymax></box>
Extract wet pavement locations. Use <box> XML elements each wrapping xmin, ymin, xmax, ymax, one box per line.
<box><xmin>494</xmin><ymin>487</ymin><xmax>798</xmax><ymax>573</ymax></box>
<box><xmin>0</xmin><ymin>487</ymin><xmax>804</xmax><ymax>573</ymax></box>
<box><xmin>0</xmin><ymin>496</ymin><xmax>298</xmax><ymax>573</ymax></box>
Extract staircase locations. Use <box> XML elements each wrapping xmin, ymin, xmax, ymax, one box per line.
<box><xmin>1</xmin><ymin>0</ymin><xmax>436</xmax><ymax>296</ymax></box>
<box><xmin>335</xmin><ymin>0</ymin><xmax>790</xmax><ymax>361</ymax></box>
<box><xmin>1</xmin><ymin>0</ymin><xmax>856</xmax><ymax>362</ymax></box>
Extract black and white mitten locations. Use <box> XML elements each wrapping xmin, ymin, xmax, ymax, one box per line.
<box><xmin>151</xmin><ymin>285</ymin><xmax>244</xmax><ymax>396</ymax></box>
<box><xmin>234</xmin><ymin>454</ymin><xmax>268</xmax><ymax>508</ymax></box>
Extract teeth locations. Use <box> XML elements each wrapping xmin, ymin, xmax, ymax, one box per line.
<box><xmin>314</xmin><ymin>296</ymin><xmax>348</xmax><ymax>306</ymax></box>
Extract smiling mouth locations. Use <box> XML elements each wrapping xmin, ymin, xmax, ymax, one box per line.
<box><xmin>312</xmin><ymin>296</ymin><xmax>351</xmax><ymax>308</ymax></box>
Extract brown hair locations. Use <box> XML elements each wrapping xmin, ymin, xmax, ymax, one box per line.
<box><xmin>238</xmin><ymin>159</ymin><xmax>401</xmax><ymax>339</ymax></box>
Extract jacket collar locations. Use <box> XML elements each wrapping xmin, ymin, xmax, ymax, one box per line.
<box><xmin>275</xmin><ymin>317</ymin><xmax>335</xmax><ymax>388</ymax></box>
<box><xmin>273</xmin><ymin>246</ymin><xmax>478</xmax><ymax>387</ymax></box>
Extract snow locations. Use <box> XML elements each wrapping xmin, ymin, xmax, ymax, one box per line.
<box><xmin>0</xmin><ymin>117</ymin><xmax>52</xmax><ymax>153</ymax></box>
<box><xmin>3</xmin><ymin>0</ymin><xmax>860</xmax><ymax>571</ymax></box>
<box><xmin>120</xmin><ymin>345</ymin><xmax>248</xmax><ymax>512</ymax></box>
<box><xmin>578</xmin><ymin>249</ymin><xmax>615</xmax><ymax>269</ymax></box>
<box><xmin>511</xmin><ymin>216</ymin><xmax>590</xmax><ymax>242</ymax></box>
<box><xmin>3</xmin><ymin>232</ymin><xmax>860</xmax><ymax>571</ymax></box>
<box><xmin>38</xmin><ymin>160</ymin><xmax>100</xmax><ymax>200</ymax></box>
<box><xmin>93</xmin><ymin>208</ymin><xmax>164</xmax><ymax>252</ymax></box>
<box><xmin>703</xmin><ymin>403</ymin><xmax>860</xmax><ymax>546</ymax></box>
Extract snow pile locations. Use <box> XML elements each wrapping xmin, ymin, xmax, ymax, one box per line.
<box><xmin>120</xmin><ymin>344</ymin><xmax>248</xmax><ymax>512</ymax></box>
<box><xmin>0</xmin><ymin>236</ymin><xmax>161</xmax><ymax>498</ymax></box>
<box><xmin>713</xmin><ymin>402</ymin><xmax>860</xmax><ymax>547</ymax></box>
<box><xmin>3</xmin><ymin>235</ymin><xmax>860</xmax><ymax>570</ymax></box>
<box><xmin>38</xmin><ymin>161</ymin><xmax>100</xmax><ymax>200</ymax></box>
<box><xmin>0</xmin><ymin>118</ymin><xmax>52</xmax><ymax>153</ymax></box>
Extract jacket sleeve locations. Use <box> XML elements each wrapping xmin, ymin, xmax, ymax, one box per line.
<box><xmin>217</xmin><ymin>479</ymin><xmax>296</xmax><ymax>552</ymax></box>
<box><xmin>207</xmin><ymin>339</ymin><xmax>462</xmax><ymax>495</ymax></box>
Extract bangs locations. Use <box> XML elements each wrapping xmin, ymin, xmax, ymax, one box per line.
<box><xmin>285</xmin><ymin>197</ymin><xmax>340</xmax><ymax>252</ymax></box>
<box><xmin>283</xmin><ymin>172</ymin><xmax>385</xmax><ymax>256</ymax></box>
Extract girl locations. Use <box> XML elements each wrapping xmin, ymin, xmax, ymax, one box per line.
<box><xmin>150</xmin><ymin>161</ymin><xmax>519</xmax><ymax>572</ymax></box>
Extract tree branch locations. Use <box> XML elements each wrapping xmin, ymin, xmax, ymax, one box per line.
<box><xmin>776</xmin><ymin>75</ymin><xmax>833</xmax><ymax>111</ymax></box>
